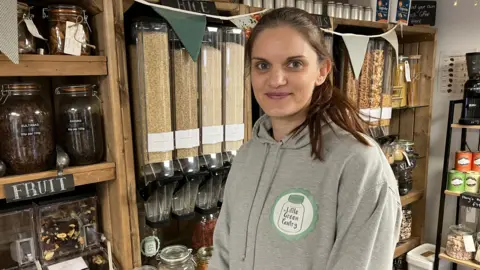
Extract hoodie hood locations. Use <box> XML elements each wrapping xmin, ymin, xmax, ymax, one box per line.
<box><xmin>252</xmin><ymin>114</ymin><xmax>311</xmax><ymax>149</ymax></box>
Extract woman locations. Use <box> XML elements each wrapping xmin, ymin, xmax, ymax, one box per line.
<box><xmin>211</xmin><ymin>7</ymin><xmax>402</xmax><ymax>270</ymax></box>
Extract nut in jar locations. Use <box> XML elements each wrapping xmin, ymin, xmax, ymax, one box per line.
<box><xmin>446</xmin><ymin>224</ymin><xmax>475</xmax><ymax>261</ymax></box>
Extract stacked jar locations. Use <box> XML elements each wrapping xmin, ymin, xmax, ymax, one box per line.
<box><xmin>446</xmin><ymin>225</ymin><xmax>475</xmax><ymax>261</ymax></box>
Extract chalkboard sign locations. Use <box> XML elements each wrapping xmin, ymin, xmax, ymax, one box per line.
<box><xmin>4</xmin><ymin>174</ymin><xmax>75</xmax><ymax>203</ymax></box>
<box><xmin>460</xmin><ymin>192</ymin><xmax>480</xmax><ymax>209</ymax></box>
<box><xmin>409</xmin><ymin>1</ymin><xmax>436</xmax><ymax>26</ymax></box>
<box><xmin>313</xmin><ymin>15</ymin><xmax>332</xmax><ymax>29</ymax></box>
<box><xmin>161</xmin><ymin>0</ymin><xmax>219</xmax><ymax>16</ymax></box>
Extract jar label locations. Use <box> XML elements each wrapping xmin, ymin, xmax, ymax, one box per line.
<box><xmin>20</xmin><ymin>123</ymin><xmax>41</xmax><ymax>137</ymax></box>
<box><xmin>64</xmin><ymin>21</ymin><xmax>85</xmax><ymax>56</ymax></box>
<box><xmin>271</xmin><ymin>188</ymin><xmax>318</xmax><ymax>240</ymax></box>
<box><xmin>141</xmin><ymin>236</ymin><xmax>160</xmax><ymax>257</ymax></box>
<box><xmin>463</xmin><ymin>234</ymin><xmax>476</xmax><ymax>252</ymax></box>
<box><xmin>67</xmin><ymin>119</ymin><xmax>86</xmax><ymax>132</ymax></box>
<box><xmin>24</xmin><ymin>18</ymin><xmax>46</xmax><ymax>40</ymax></box>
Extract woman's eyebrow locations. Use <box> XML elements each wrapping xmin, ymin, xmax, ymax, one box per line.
<box><xmin>252</xmin><ymin>55</ymin><xmax>306</xmax><ymax>61</ymax></box>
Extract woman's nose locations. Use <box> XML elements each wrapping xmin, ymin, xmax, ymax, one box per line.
<box><xmin>267</xmin><ymin>68</ymin><xmax>287</xmax><ymax>88</ymax></box>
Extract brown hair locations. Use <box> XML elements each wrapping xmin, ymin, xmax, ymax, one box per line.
<box><xmin>245</xmin><ymin>7</ymin><xmax>370</xmax><ymax>160</ymax></box>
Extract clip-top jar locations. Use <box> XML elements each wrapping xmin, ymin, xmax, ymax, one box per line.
<box><xmin>0</xmin><ymin>83</ymin><xmax>55</xmax><ymax>175</ymax></box>
<box><xmin>43</xmin><ymin>5</ymin><xmax>91</xmax><ymax>55</ymax></box>
<box><xmin>55</xmin><ymin>84</ymin><xmax>104</xmax><ymax>166</ymax></box>
<box><xmin>446</xmin><ymin>224</ymin><xmax>475</xmax><ymax>261</ymax></box>
<box><xmin>158</xmin><ymin>245</ymin><xmax>196</xmax><ymax>270</ymax></box>
<box><xmin>17</xmin><ymin>3</ymin><xmax>36</xmax><ymax>54</ymax></box>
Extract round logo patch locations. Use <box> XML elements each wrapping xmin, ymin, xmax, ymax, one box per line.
<box><xmin>270</xmin><ymin>188</ymin><xmax>318</xmax><ymax>240</ymax></box>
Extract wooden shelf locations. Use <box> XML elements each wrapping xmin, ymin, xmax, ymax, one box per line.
<box><xmin>401</xmin><ymin>190</ymin><xmax>424</xmax><ymax>206</ymax></box>
<box><xmin>393</xmin><ymin>105</ymin><xmax>430</xmax><ymax>110</ymax></box>
<box><xmin>440</xmin><ymin>252</ymin><xmax>480</xmax><ymax>269</ymax></box>
<box><xmin>0</xmin><ymin>162</ymin><xmax>116</xmax><ymax>199</ymax></box>
<box><xmin>0</xmin><ymin>55</ymin><xmax>108</xmax><ymax>77</ymax></box>
<box><xmin>451</xmin><ymin>124</ymin><xmax>480</xmax><ymax>130</ymax></box>
<box><xmin>445</xmin><ymin>190</ymin><xmax>463</xmax><ymax>197</ymax></box>
<box><xmin>395</xmin><ymin>237</ymin><xmax>421</xmax><ymax>258</ymax></box>
<box><xmin>333</xmin><ymin>18</ymin><xmax>436</xmax><ymax>36</ymax></box>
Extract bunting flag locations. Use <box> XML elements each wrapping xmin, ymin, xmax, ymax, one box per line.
<box><xmin>0</xmin><ymin>0</ymin><xmax>19</xmax><ymax>64</ymax></box>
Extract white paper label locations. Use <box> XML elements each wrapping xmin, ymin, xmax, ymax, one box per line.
<box><xmin>64</xmin><ymin>21</ymin><xmax>85</xmax><ymax>56</ymax></box>
<box><xmin>48</xmin><ymin>257</ymin><xmax>88</xmax><ymax>270</ymax></box>
<box><xmin>24</xmin><ymin>18</ymin><xmax>46</xmax><ymax>40</ymax></box>
<box><xmin>466</xmin><ymin>207</ymin><xmax>477</xmax><ymax>223</ymax></box>
<box><xmin>405</xmin><ymin>61</ymin><xmax>412</xmax><ymax>82</ymax></box>
<box><xmin>381</xmin><ymin>107</ymin><xmax>393</xmax><ymax>119</ymax></box>
<box><xmin>359</xmin><ymin>109</ymin><xmax>370</xmax><ymax>121</ymax></box>
<box><xmin>464</xmin><ymin>235</ymin><xmax>476</xmax><ymax>252</ymax></box>
<box><xmin>175</xmin><ymin>129</ymin><xmax>200</xmax><ymax>149</ymax></box>
<box><xmin>202</xmin><ymin>125</ymin><xmax>224</xmax><ymax>145</ymax></box>
<box><xmin>225</xmin><ymin>124</ymin><xmax>245</xmax><ymax>142</ymax></box>
<box><xmin>147</xmin><ymin>132</ymin><xmax>174</xmax><ymax>152</ymax></box>
<box><xmin>369</xmin><ymin>108</ymin><xmax>381</xmax><ymax>122</ymax></box>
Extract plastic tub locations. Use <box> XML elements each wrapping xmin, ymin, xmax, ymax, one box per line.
<box><xmin>407</xmin><ymin>244</ymin><xmax>451</xmax><ymax>270</ymax></box>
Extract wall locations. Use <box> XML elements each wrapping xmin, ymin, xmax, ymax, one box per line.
<box><xmin>425</xmin><ymin>0</ymin><xmax>480</xmax><ymax>261</ymax></box>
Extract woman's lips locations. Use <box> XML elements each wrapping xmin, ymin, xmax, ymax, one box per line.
<box><xmin>265</xmin><ymin>92</ymin><xmax>291</xmax><ymax>100</ymax></box>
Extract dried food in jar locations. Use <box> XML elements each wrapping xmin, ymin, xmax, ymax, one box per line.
<box><xmin>446</xmin><ymin>224</ymin><xmax>475</xmax><ymax>261</ymax></box>
<box><xmin>17</xmin><ymin>3</ymin><xmax>36</xmax><ymax>54</ymax></box>
<box><xmin>358</xmin><ymin>41</ymin><xmax>374</xmax><ymax>109</ymax></box>
<box><xmin>0</xmin><ymin>83</ymin><xmax>55</xmax><ymax>175</ymax></box>
<box><xmin>44</xmin><ymin>5</ymin><xmax>91</xmax><ymax>55</ymax></box>
<box><xmin>83</xmin><ymin>248</ymin><xmax>119</xmax><ymax>270</ymax></box>
<box><xmin>399</xmin><ymin>207</ymin><xmax>412</xmax><ymax>241</ymax></box>
<box><xmin>195</xmin><ymin>246</ymin><xmax>213</xmax><ymax>270</ymax></box>
<box><xmin>191</xmin><ymin>212</ymin><xmax>218</xmax><ymax>250</ymax></box>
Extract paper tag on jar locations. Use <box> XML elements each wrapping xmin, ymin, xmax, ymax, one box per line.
<box><xmin>405</xmin><ymin>61</ymin><xmax>412</xmax><ymax>82</ymax></box>
<box><xmin>466</xmin><ymin>207</ymin><xmax>477</xmax><ymax>223</ymax></box>
<box><xmin>202</xmin><ymin>125</ymin><xmax>224</xmax><ymax>145</ymax></box>
<box><xmin>225</xmin><ymin>124</ymin><xmax>245</xmax><ymax>142</ymax></box>
<box><xmin>47</xmin><ymin>257</ymin><xmax>88</xmax><ymax>270</ymax></box>
<box><xmin>23</xmin><ymin>18</ymin><xmax>46</xmax><ymax>40</ymax></box>
<box><xmin>464</xmin><ymin>234</ymin><xmax>476</xmax><ymax>252</ymax></box>
<box><xmin>147</xmin><ymin>132</ymin><xmax>174</xmax><ymax>153</ymax></box>
<box><xmin>175</xmin><ymin>129</ymin><xmax>200</xmax><ymax>149</ymax></box>
<box><xmin>402</xmin><ymin>151</ymin><xmax>412</xmax><ymax>167</ymax></box>
<box><xmin>64</xmin><ymin>21</ymin><xmax>85</xmax><ymax>56</ymax></box>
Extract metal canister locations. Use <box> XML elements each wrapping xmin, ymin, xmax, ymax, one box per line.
<box><xmin>264</xmin><ymin>0</ymin><xmax>274</xmax><ymax>9</ymax></box>
<box><xmin>196</xmin><ymin>247</ymin><xmax>213</xmax><ymax>270</ymax></box>
<box><xmin>456</xmin><ymin>151</ymin><xmax>473</xmax><ymax>172</ymax></box>
<box><xmin>342</xmin><ymin>3</ymin><xmax>350</xmax><ymax>19</ymax></box>
<box><xmin>252</xmin><ymin>0</ymin><xmax>263</xmax><ymax>8</ymax></box>
<box><xmin>465</xmin><ymin>171</ymin><xmax>480</xmax><ymax>193</ymax></box>
<box><xmin>296</xmin><ymin>0</ymin><xmax>306</xmax><ymax>10</ymax></box>
<box><xmin>358</xmin><ymin>6</ymin><xmax>364</xmax><ymax>20</ymax></box>
<box><xmin>335</xmin><ymin>2</ymin><xmax>343</xmax><ymax>18</ymax></box>
<box><xmin>305</xmin><ymin>0</ymin><xmax>313</xmax><ymax>13</ymax></box>
<box><xmin>327</xmin><ymin>1</ymin><xmax>335</xmax><ymax>17</ymax></box>
<box><xmin>286</xmin><ymin>0</ymin><xmax>295</xmax><ymax>7</ymax></box>
<box><xmin>448</xmin><ymin>170</ymin><xmax>466</xmax><ymax>193</ymax></box>
<box><xmin>350</xmin><ymin>5</ymin><xmax>359</xmax><ymax>20</ymax></box>
<box><xmin>275</xmin><ymin>0</ymin><xmax>285</xmax><ymax>8</ymax></box>
<box><xmin>364</xmin><ymin>6</ymin><xmax>373</xmax><ymax>21</ymax></box>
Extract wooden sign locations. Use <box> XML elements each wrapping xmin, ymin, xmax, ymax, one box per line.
<box><xmin>161</xmin><ymin>0</ymin><xmax>219</xmax><ymax>16</ymax></box>
<box><xmin>313</xmin><ymin>15</ymin><xmax>332</xmax><ymax>29</ymax></box>
<box><xmin>460</xmin><ymin>192</ymin><xmax>480</xmax><ymax>209</ymax></box>
<box><xmin>4</xmin><ymin>174</ymin><xmax>75</xmax><ymax>203</ymax></box>
<box><xmin>409</xmin><ymin>1</ymin><xmax>436</xmax><ymax>26</ymax></box>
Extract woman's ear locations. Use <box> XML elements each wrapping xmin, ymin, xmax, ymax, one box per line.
<box><xmin>315</xmin><ymin>59</ymin><xmax>332</xmax><ymax>86</ymax></box>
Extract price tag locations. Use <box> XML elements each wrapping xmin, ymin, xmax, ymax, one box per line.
<box><xmin>464</xmin><ymin>234</ymin><xmax>476</xmax><ymax>252</ymax></box>
<box><xmin>24</xmin><ymin>18</ymin><xmax>46</xmax><ymax>40</ymax></box>
<box><xmin>466</xmin><ymin>207</ymin><xmax>477</xmax><ymax>223</ymax></box>
<box><xmin>381</xmin><ymin>107</ymin><xmax>392</xmax><ymax>119</ymax></box>
<box><xmin>202</xmin><ymin>125</ymin><xmax>224</xmax><ymax>145</ymax></box>
<box><xmin>175</xmin><ymin>129</ymin><xmax>200</xmax><ymax>149</ymax></box>
<box><xmin>48</xmin><ymin>257</ymin><xmax>88</xmax><ymax>270</ymax></box>
<box><xmin>147</xmin><ymin>132</ymin><xmax>174</xmax><ymax>152</ymax></box>
<box><xmin>225</xmin><ymin>124</ymin><xmax>245</xmax><ymax>142</ymax></box>
<box><xmin>64</xmin><ymin>21</ymin><xmax>85</xmax><ymax>56</ymax></box>
<box><xmin>405</xmin><ymin>61</ymin><xmax>412</xmax><ymax>82</ymax></box>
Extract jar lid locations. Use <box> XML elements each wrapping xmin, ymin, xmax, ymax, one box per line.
<box><xmin>197</xmin><ymin>246</ymin><xmax>213</xmax><ymax>262</ymax></box>
<box><xmin>449</xmin><ymin>224</ymin><xmax>474</xmax><ymax>235</ymax></box>
<box><xmin>343</xmin><ymin>3</ymin><xmax>350</xmax><ymax>6</ymax></box>
<box><xmin>159</xmin><ymin>245</ymin><xmax>192</xmax><ymax>264</ymax></box>
<box><xmin>56</xmin><ymin>84</ymin><xmax>95</xmax><ymax>93</ymax></box>
<box><xmin>397</xmin><ymin>139</ymin><xmax>414</xmax><ymax>146</ymax></box>
<box><xmin>335</xmin><ymin>2</ymin><xmax>343</xmax><ymax>5</ymax></box>
<box><xmin>48</xmin><ymin>5</ymin><xmax>84</xmax><ymax>15</ymax></box>
<box><xmin>2</xmin><ymin>83</ymin><xmax>39</xmax><ymax>91</ymax></box>
<box><xmin>365</xmin><ymin>7</ymin><xmax>372</xmax><ymax>10</ymax></box>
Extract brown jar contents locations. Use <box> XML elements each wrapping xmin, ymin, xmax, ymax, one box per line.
<box><xmin>0</xmin><ymin>83</ymin><xmax>55</xmax><ymax>175</ymax></box>
<box><xmin>45</xmin><ymin>5</ymin><xmax>91</xmax><ymax>55</ymax></box>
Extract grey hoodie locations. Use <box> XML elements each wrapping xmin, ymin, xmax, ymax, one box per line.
<box><xmin>210</xmin><ymin>115</ymin><xmax>402</xmax><ymax>270</ymax></box>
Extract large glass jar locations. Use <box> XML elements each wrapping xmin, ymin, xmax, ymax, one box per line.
<box><xmin>0</xmin><ymin>83</ymin><xmax>55</xmax><ymax>175</ymax></box>
<box><xmin>55</xmin><ymin>84</ymin><xmax>104</xmax><ymax>166</ymax></box>
<box><xmin>397</xmin><ymin>139</ymin><xmax>417</xmax><ymax>168</ymax></box>
<box><xmin>158</xmin><ymin>245</ymin><xmax>195</xmax><ymax>270</ymax></box>
<box><xmin>43</xmin><ymin>5</ymin><xmax>91</xmax><ymax>55</ymax></box>
<box><xmin>393</xmin><ymin>56</ymin><xmax>408</xmax><ymax>108</ymax></box>
<box><xmin>191</xmin><ymin>211</ymin><xmax>219</xmax><ymax>250</ymax></box>
<box><xmin>17</xmin><ymin>3</ymin><xmax>35</xmax><ymax>54</ymax></box>
<box><xmin>408</xmin><ymin>55</ymin><xmax>422</xmax><ymax>106</ymax></box>
<box><xmin>446</xmin><ymin>224</ymin><xmax>475</xmax><ymax>261</ymax></box>
<box><xmin>195</xmin><ymin>247</ymin><xmax>213</xmax><ymax>270</ymax></box>
<box><xmin>399</xmin><ymin>206</ymin><xmax>412</xmax><ymax>241</ymax></box>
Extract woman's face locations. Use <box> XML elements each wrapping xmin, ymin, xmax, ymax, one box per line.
<box><xmin>251</xmin><ymin>26</ymin><xmax>330</xmax><ymax>119</ymax></box>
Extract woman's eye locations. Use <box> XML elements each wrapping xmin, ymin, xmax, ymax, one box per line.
<box><xmin>255</xmin><ymin>62</ymin><xmax>270</xmax><ymax>70</ymax></box>
<box><xmin>287</xmin><ymin>60</ymin><xmax>303</xmax><ymax>69</ymax></box>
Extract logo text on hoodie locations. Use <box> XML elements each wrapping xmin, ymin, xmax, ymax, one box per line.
<box><xmin>270</xmin><ymin>188</ymin><xmax>318</xmax><ymax>240</ymax></box>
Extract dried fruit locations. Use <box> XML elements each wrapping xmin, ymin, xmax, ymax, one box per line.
<box><xmin>56</xmin><ymin>233</ymin><xmax>67</xmax><ymax>240</ymax></box>
<box><xmin>44</xmin><ymin>251</ymin><xmax>55</xmax><ymax>261</ymax></box>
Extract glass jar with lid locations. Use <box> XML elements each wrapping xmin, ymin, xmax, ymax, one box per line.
<box><xmin>313</xmin><ymin>1</ymin><xmax>323</xmax><ymax>14</ymax></box>
<box><xmin>17</xmin><ymin>3</ymin><xmax>35</xmax><ymax>54</ymax></box>
<box><xmin>43</xmin><ymin>5</ymin><xmax>91</xmax><ymax>55</ymax></box>
<box><xmin>296</xmin><ymin>0</ymin><xmax>306</xmax><ymax>10</ymax></box>
<box><xmin>0</xmin><ymin>83</ymin><xmax>55</xmax><ymax>175</ymax></box>
<box><xmin>446</xmin><ymin>224</ymin><xmax>475</xmax><ymax>261</ymax></box>
<box><xmin>192</xmin><ymin>211</ymin><xmax>219</xmax><ymax>250</ymax></box>
<box><xmin>393</xmin><ymin>56</ymin><xmax>409</xmax><ymax>108</ymax></box>
<box><xmin>55</xmin><ymin>84</ymin><xmax>104</xmax><ymax>166</ymax></box>
<box><xmin>158</xmin><ymin>245</ymin><xmax>195</xmax><ymax>270</ymax></box>
<box><xmin>397</xmin><ymin>139</ymin><xmax>416</xmax><ymax>168</ymax></box>
<box><xmin>399</xmin><ymin>206</ymin><xmax>412</xmax><ymax>241</ymax></box>
<box><xmin>195</xmin><ymin>247</ymin><xmax>213</xmax><ymax>270</ymax></box>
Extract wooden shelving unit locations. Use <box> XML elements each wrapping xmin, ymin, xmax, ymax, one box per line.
<box><xmin>401</xmin><ymin>189</ymin><xmax>425</xmax><ymax>206</ymax></box>
<box><xmin>0</xmin><ymin>55</ymin><xmax>108</xmax><ymax>77</ymax></box>
<box><xmin>0</xmin><ymin>163</ymin><xmax>116</xmax><ymax>199</ymax></box>
<box><xmin>439</xmin><ymin>252</ymin><xmax>480</xmax><ymax>269</ymax></box>
<box><xmin>395</xmin><ymin>237</ymin><xmax>421</xmax><ymax>258</ymax></box>
<box><xmin>451</xmin><ymin>123</ymin><xmax>480</xmax><ymax>130</ymax></box>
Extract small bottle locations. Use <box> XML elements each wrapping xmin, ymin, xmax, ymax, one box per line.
<box><xmin>264</xmin><ymin>0</ymin><xmax>274</xmax><ymax>9</ymax></box>
<box><xmin>305</xmin><ymin>0</ymin><xmax>314</xmax><ymax>13</ymax></box>
<box><xmin>364</xmin><ymin>6</ymin><xmax>373</xmax><ymax>21</ymax></box>
<box><xmin>342</xmin><ymin>3</ymin><xmax>351</xmax><ymax>19</ymax></box>
<box><xmin>286</xmin><ymin>0</ymin><xmax>295</xmax><ymax>7</ymax></box>
<box><xmin>327</xmin><ymin>1</ymin><xmax>335</xmax><ymax>16</ymax></box>
<box><xmin>275</xmin><ymin>0</ymin><xmax>286</xmax><ymax>8</ymax></box>
<box><xmin>335</xmin><ymin>2</ymin><xmax>343</xmax><ymax>18</ymax></box>
<box><xmin>358</xmin><ymin>6</ymin><xmax>364</xmax><ymax>20</ymax></box>
<box><xmin>314</xmin><ymin>1</ymin><xmax>323</xmax><ymax>14</ymax></box>
<box><xmin>296</xmin><ymin>0</ymin><xmax>306</xmax><ymax>10</ymax></box>
<box><xmin>351</xmin><ymin>5</ymin><xmax>359</xmax><ymax>20</ymax></box>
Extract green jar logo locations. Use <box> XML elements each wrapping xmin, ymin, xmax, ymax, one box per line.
<box><xmin>271</xmin><ymin>188</ymin><xmax>318</xmax><ymax>240</ymax></box>
<box><xmin>467</xmin><ymin>177</ymin><xmax>477</xmax><ymax>187</ymax></box>
<box><xmin>452</xmin><ymin>177</ymin><xmax>464</xmax><ymax>186</ymax></box>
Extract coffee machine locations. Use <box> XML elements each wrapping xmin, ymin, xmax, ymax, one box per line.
<box><xmin>460</xmin><ymin>52</ymin><xmax>480</xmax><ymax>125</ymax></box>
